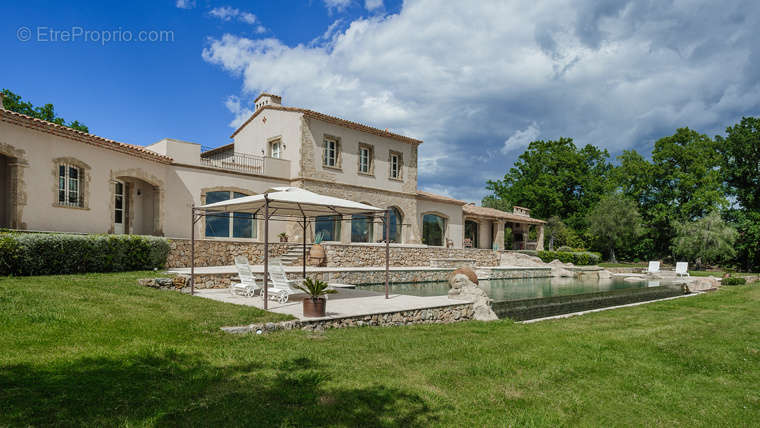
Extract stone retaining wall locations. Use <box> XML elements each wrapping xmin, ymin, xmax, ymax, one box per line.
<box><xmin>167</xmin><ymin>239</ymin><xmax>291</xmax><ymax>268</ymax></box>
<box><xmin>188</xmin><ymin>268</ymin><xmax>457</xmax><ymax>289</ymax></box>
<box><xmin>168</xmin><ymin>239</ymin><xmax>503</xmax><ymax>269</ymax></box>
<box><xmin>324</xmin><ymin>244</ymin><xmax>500</xmax><ymax>267</ymax></box>
<box><xmin>222</xmin><ymin>303</ymin><xmax>475</xmax><ymax>334</ymax></box>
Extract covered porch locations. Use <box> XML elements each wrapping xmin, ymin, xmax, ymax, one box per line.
<box><xmin>462</xmin><ymin>204</ymin><xmax>545</xmax><ymax>251</ymax></box>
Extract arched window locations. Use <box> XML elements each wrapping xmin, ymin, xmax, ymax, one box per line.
<box><xmin>351</xmin><ymin>205</ymin><xmax>374</xmax><ymax>242</ymax></box>
<box><xmin>465</xmin><ymin>220</ymin><xmax>479</xmax><ymax>248</ymax></box>
<box><xmin>205</xmin><ymin>191</ymin><xmax>256</xmax><ymax>239</ymax></box>
<box><xmin>383</xmin><ymin>207</ymin><xmax>403</xmax><ymax>243</ymax></box>
<box><xmin>422</xmin><ymin>213</ymin><xmax>446</xmax><ymax>246</ymax></box>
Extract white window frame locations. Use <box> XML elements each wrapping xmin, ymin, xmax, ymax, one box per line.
<box><xmin>359</xmin><ymin>147</ymin><xmax>370</xmax><ymax>173</ymax></box>
<box><xmin>323</xmin><ymin>137</ymin><xmax>338</xmax><ymax>167</ymax></box>
<box><xmin>58</xmin><ymin>164</ymin><xmax>83</xmax><ymax>207</ymax></box>
<box><xmin>270</xmin><ymin>140</ymin><xmax>282</xmax><ymax>158</ymax></box>
<box><xmin>390</xmin><ymin>153</ymin><xmax>401</xmax><ymax>179</ymax></box>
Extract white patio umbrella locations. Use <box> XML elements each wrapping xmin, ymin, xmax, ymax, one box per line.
<box><xmin>192</xmin><ymin>187</ymin><xmax>389</xmax><ymax>309</ymax></box>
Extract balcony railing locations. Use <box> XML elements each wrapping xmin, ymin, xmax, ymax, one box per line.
<box><xmin>200</xmin><ymin>149</ymin><xmax>264</xmax><ymax>175</ymax></box>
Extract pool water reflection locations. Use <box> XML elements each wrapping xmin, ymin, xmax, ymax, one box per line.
<box><xmin>361</xmin><ymin>277</ymin><xmax>667</xmax><ymax>301</ymax></box>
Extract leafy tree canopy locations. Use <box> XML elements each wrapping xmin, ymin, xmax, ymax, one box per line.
<box><xmin>672</xmin><ymin>211</ymin><xmax>737</xmax><ymax>269</ymax></box>
<box><xmin>586</xmin><ymin>193</ymin><xmax>642</xmax><ymax>262</ymax></box>
<box><xmin>484</xmin><ymin>137</ymin><xmax>613</xmax><ymax>230</ymax></box>
<box><xmin>717</xmin><ymin>117</ymin><xmax>760</xmax><ymax>211</ymax></box>
<box><xmin>1</xmin><ymin>89</ymin><xmax>89</xmax><ymax>133</ymax></box>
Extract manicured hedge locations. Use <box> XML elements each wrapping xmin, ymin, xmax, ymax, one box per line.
<box><xmin>0</xmin><ymin>232</ymin><xmax>169</xmax><ymax>276</ymax></box>
<box><xmin>536</xmin><ymin>250</ymin><xmax>601</xmax><ymax>266</ymax></box>
<box><xmin>722</xmin><ymin>277</ymin><xmax>747</xmax><ymax>286</ymax></box>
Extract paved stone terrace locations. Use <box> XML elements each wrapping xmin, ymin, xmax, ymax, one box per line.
<box><xmin>168</xmin><ymin>264</ymin><xmax>551</xmax><ymax>288</ymax></box>
<box><xmin>194</xmin><ymin>287</ymin><xmax>471</xmax><ymax>322</ymax></box>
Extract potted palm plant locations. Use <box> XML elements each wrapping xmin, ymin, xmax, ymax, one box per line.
<box><xmin>278</xmin><ymin>232</ymin><xmax>288</xmax><ymax>243</ymax></box>
<box><xmin>296</xmin><ymin>277</ymin><xmax>336</xmax><ymax>317</ymax></box>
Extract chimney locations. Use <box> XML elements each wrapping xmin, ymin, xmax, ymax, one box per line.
<box><xmin>254</xmin><ymin>93</ymin><xmax>282</xmax><ymax>111</ymax></box>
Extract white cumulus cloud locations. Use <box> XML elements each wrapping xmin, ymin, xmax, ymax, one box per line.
<box><xmin>210</xmin><ymin>6</ymin><xmax>258</xmax><ymax>25</ymax></box>
<box><xmin>365</xmin><ymin>0</ymin><xmax>383</xmax><ymax>11</ymax></box>
<box><xmin>202</xmin><ymin>0</ymin><xmax>760</xmax><ymax>201</ymax></box>
<box><xmin>175</xmin><ymin>0</ymin><xmax>195</xmax><ymax>9</ymax></box>
<box><xmin>502</xmin><ymin>123</ymin><xmax>540</xmax><ymax>154</ymax></box>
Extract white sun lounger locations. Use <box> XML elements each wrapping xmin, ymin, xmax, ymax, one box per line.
<box><xmin>646</xmin><ymin>261</ymin><xmax>660</xmax><ymax>274</ymax></box>
<box><xmin>266</xmin><ymin>259</ymin><xmax>302</xmax><ymax>303</ymax></box>
<box><xmin>675</xmin><ymin>262</ymin><xmax>690</xmax><ymax>277</ymax></box>
<box><xmin>230</xmin><ymin>256</ymin><xmax>261</xmax><ymax>297</ymax></box>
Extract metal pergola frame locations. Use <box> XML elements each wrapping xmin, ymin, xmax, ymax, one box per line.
<box><xmin>190</xmin><ymin>198</ymin><xmax>395</xmax><ymax>310</ymax></box>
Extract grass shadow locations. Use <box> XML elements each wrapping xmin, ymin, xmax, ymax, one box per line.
<box><xmin>0</xmin><ymin>350</ymin><xmax>437</xmax><ymax>427</ymax></box>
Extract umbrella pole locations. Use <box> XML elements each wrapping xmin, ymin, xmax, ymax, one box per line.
<box><xmin>302</xmin><ymin>216</ymin><xmax>307</xmax><ymax>279</ymax></box>
<box><xmin>385</xmin><ymin>209</ymin><xmax>390</xmax><ymax>299</ymax></box>
<box><xmin>190</xmin><ymin>205</ymin><xmax>195</xmax><ymax>296</ymax></box>
<box><xmin>264</xmin><ymin>196</ymin><xmax>269</xmax><ymax>310</ymax></box>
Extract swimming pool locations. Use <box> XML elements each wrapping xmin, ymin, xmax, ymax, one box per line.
<box><xmin>360</xmin><ymin>276</ymin><xmax>669</xmax><ymax>300</ymax></box>
<box><xmin>360</xmin><ymin>276</ymin><xmax>684</xmax><ymax>320</ymax></box>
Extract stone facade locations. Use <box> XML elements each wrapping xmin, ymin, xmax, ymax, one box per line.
<box><xmin>168</xmin><ymin>239</ymin><xmax>291</xmax><ymax>268</ymax></box>
<box><xmin>168</xmin><ymin>238</ymin><xmax>505</xmax><ymax>268</ymax></box>
<box><xmin>322</xmin><ymin>243</ymin><xmax>501</xmax><ymax>267</ymax></box>
<box><xmin>221</xmin><ymin>303</ymin><xmax>474</xmax><ymax>334</ymax></box>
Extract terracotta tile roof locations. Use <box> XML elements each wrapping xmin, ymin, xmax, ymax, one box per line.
<box><xmin>463</xmin><ymin>204</ymin><xmax>546</xmax><ymax>224</ymax></box>
<box><xmin>230</xmin><ymin>105</ymin><xmax>423</xmax><ymax>145</ymax></box>
<box><xmin>254</xmin><ymin>93</ymin><xmax>281</xmax><ymax>103</ymax></box>
<box><xmin>0</xmin><ymin>108</ymin><xmax>173</xmax><ymax>164</ymax></box>
<box><xmin>416</xmin><ymin>191</ymin><xmax>467</xmax><ymax>205</ymax></box>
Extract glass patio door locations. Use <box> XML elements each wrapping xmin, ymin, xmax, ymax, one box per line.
<box><xmin>114</xmin><ymin>180</ymin><xmax>126</xmax><ymax>234</ymax></box>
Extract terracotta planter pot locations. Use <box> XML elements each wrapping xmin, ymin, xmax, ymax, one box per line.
<box><xmin>309</xmin><ymin>244</ymin><xmax>326</xmax><ymax>266</ymax></box>
<box><xmin>303</xmin><ymin>297</ymin><xmax>327</xmax><ymax>317</ymax></box>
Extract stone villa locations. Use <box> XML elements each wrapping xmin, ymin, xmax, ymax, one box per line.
<box><xmin>0</xmin><ymin>92</ymin><xmax>544</xmax><ymax>250</ymax></box>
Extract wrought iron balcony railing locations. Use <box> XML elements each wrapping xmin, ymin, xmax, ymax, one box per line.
<box><xmin>200</xmin><ymin>147</ymin><xmax>264</xmax><ymax>175</ymax></box>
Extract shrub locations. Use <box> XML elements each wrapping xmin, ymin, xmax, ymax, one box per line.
<box><xmin>557</xmin><ymin>245</ymin><xmax>574</xmax><ymax>252</ymax></box>
<box><xmin>0</xmin><ymin>232</ymin><xmax>169</xmax><ymax>276</ymax></box>
<box><xmin>536</xmin><ymin>250</ymin><xmax>601</xmax><ymax>266</ymax></box>
<box><xmin>722</xmin><ymin>277</ymin><xmax>746</xmax><ymax>286</ymax></box>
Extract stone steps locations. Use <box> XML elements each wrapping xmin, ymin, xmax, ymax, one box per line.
<box><xmin>277</xmin><ymin>244</ymin><xmax>310</xmax><ymax>266</ymax></box>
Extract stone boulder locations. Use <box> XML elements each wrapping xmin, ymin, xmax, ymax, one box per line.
<box><xmin>499</xmin><ymin>252</ymin><xmax>546</xmax><ymax>267</ymax></box>
<box><xmin>448</xmin><ymin>273</ymin><xmax>498</xmax><ymax>321</ymax></box>
<box><xmin>685</xmin><ymin>276</ymin><xmax>720</xmax><ymax>292</ymax></box>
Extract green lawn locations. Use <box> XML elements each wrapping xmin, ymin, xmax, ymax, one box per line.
<box><xmin>1</xmin><ymin>273</ymin><xmax>759</xmax><ymax>426</ymax></box>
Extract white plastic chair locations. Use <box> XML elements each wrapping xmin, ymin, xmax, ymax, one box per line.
<box><xmin>266</xmin><ymin>259</ymin><xmax>302</xmax><ymax>304</ymax></box>
<box><xmin>230</xmin><ymin>256</ymin><xmax>260</xmax><ymax>297</ymax></box>
<box><xmin>675</xmin><ymin>262</ymin><xmax>690</xmax><ymax>277</ymax></box>
<box><xmin>646</xmin><ymin>261</ymin><xmax>660</xmax><ymax>274</ymax></box>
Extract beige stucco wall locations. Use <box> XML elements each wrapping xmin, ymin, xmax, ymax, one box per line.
<box><xmin>0</xmin><ymin>120</ymin><xmax>295</xmax><ymax>240</ymax></box>
<box><xmin>0</xmin><ymin>120</ymin><xmax>170</xmax><ymax>234</ymax></box>
<box><xmin>232</xmin><ymin>108</ymin><xmax>303</xmax><ymax>178</ymax></box>
<box><xmin>416</xmin><ymin>198</ymin><xmax>464</xmax><ymax>248</ymax></box>
<box><xmin>162</xmin><ymin>164</ymin><xmax>290</xmax><ymax>240</ymax></box>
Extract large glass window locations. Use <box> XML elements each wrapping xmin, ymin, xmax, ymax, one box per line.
<box><xmin>315</xmin><ymin>215</ymin><xmax>341</xmax><ymax>242</ymax></box>
<box><xmin>205</xmin><ymin>191</ymin><xmax>256</xmax><ymax>239</ymax></box>
<box><xmin>58</xmin><ymin>164</ymin><xmax>83</xmax><ymax>207</ymax></box>
<box><xmin>351</xmin><ymin>213</ymin><xmax>373</xmax><ymax>243</ymax></box>
<box><xmin>382</xmin><ymin>207</ymin><xmax>403</xmax><ymax>243</ymax></box>
<box><xmin>422</xmin><ymin>213</ymin><xmax>446</xmax><ymax>246</ymax></box>
<box><xmin>465</xmin><ymin>220</ymin><xmax>479</xmax><ymax>248</ymax></box>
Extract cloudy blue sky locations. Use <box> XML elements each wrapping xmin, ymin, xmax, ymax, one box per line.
<box><xmin>3</xmin><ymin>0</ymin><xmax>759</xmax><ymax>202</ymax></box>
